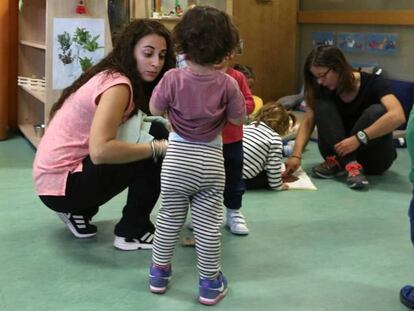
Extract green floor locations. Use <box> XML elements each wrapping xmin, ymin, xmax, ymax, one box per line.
<box><xmin>1</xmin><ymin>131</ymin><xmax>413</xmax><ymax>311</ymax></box>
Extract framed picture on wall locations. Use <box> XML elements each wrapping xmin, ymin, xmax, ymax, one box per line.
<box><xmin>311</xmin><ymin>31</ymin><xmax>335</xmax><ymax>47</ymax></box>
<box><xmin>366</xmin><ymin>33</ymin><xmax>398</xmax><ymax>55</ymax></box>
<box><xmin>337</xmin><ymin>32</ymin><xmax>365</xmax><ymax>53</ymax></box>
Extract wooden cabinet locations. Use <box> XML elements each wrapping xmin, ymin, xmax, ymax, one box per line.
<box><xmin>232</xmin><ymin>0</ymin><xmax>299</xmax><ymax>102</ymax></box>
<box><xmin>18</xmin><ymin>0</ymin><xmax>112</xmax><ymax>147</ymax></box>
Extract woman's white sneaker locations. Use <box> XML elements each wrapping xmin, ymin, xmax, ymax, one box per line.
<box><xmin>113</xmin><ymin>231</ymin><xmax>154</xmax><ymax>250</ymax></box>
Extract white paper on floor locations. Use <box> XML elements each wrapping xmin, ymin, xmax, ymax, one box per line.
<box><xmin>282</xmin><ymin>164</ymin><xmax>317</xmax><ymax>190</ymax></box>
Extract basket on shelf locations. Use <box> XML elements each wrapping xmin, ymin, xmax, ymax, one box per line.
<box><xmin>17</xmin><ymin>76</ymin><xmax>46</xmax><ymax>90</ymax></box>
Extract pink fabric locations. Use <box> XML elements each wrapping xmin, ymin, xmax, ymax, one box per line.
<box><xmin>222</xmin><ymin>67</ymin><xmax>255</xmax><ymax>144</ymax></box>
<box><xmin>150</xmin><ymin>68</ymin><xmax>245</xmax><ymax>142</ymax></box>
<box><xmin>33</xmin><ymin>71</ymin><xmax>134</xmax><ymax>196</ymax></box>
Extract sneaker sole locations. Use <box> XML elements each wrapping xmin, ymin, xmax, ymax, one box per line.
<box><xmin>113</xmin><ymin>237</ymin><xmax>153</xmax><ymax>251</ymax></box>
<box><xmin>56</xmin><ymin>212</ymin><xmax>97</xmax><ymax>239</ymax></box>
<box><xmin>199</xmin><ymin>288</ymin><xmax>228</xmax><ymax>305</ymax></box>
<box><xmin>312</xmin><ymin>169</ymin><xmax>346</xmax><ymax>179</ymax></box>
<box><xmin>149</xmin><ymin>285</ymin><xmax>168</xmax><ymax>294</ymax></box>
<box><xmin>348</xmin><ymin>181</ymin><xmax>369</xmax><ymax>189</ymax></box>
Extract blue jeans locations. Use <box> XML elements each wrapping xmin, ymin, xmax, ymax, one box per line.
<box><xmin>409</xmin><ymin>186</ymin><xmax>414</xmax><ymax>246</ymax></box>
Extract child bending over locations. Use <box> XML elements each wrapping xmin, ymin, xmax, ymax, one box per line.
<box><xmin>148</xmin><ymin>6</ymin><xmax>245</xmax><ymax>305</ymax></box>
<box><xmin>243</xmin><ymin>102</ymin><xmax>296</xmax><ymax>190</ymax></box>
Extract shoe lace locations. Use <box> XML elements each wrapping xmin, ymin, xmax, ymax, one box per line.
<box><xmin>345</xmin><ymin>162</ymin><xmax>363</xmax><ymax>177</ymax></box>
<box><xmin>323</xmin><ymin>156</ymin><xmax>341</xmax><ymax>169</ymax></box>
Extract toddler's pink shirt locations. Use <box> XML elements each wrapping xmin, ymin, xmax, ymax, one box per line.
<box><xmin>150</xmin><ymin>68</ymin><xmax>245</xmax><ymax>142</ymax></box>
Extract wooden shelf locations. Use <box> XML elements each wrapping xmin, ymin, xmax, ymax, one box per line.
<box><xmin>297</xmin><ymin>10</ymin><xmax>414</xmax><ymax>26</ymax></box>
<box><xmin>19</xmin><ymin>85</ymin><xmax>46</xmax><ymax>103</ymax></box>
<box><xmin>18</xmin><ymin>123</ymin><xmax>42</xmax><ymax>147</ymax></box>
<box><xmin>149</xmin><ymin>16</ymin><xmax>181</xmax><ymax>21</ymax></box>
<box><xmin>19</xmin><ymin>40</ymin><xmax>46</xmax><ymax>50</ymax></box>
<box><xmin>17</xmin><ymin>0</ymin><xmax>113</xmax><ymax>148</ymax></box>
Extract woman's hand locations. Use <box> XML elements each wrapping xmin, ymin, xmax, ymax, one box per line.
<box><xmin>334</xmin><ymin>136</ymin><xmax>360</xmax><ymax>157</ymax></box>
<box><xmin>283</xmin><ymin>156</ymin><xmax>301</xmax><ymax>177</ymax></box>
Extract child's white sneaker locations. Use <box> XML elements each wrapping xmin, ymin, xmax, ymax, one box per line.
<box><xmin>226</xmin><ymin>209</ymin><xmax>249</xmax><ymax>235</ymax></box>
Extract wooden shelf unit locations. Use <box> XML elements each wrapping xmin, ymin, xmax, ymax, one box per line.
<box><xmin>17</xmin><ymin>0</ymin><xmax>112</xmax><ymax>147</ymax></box>
<box><xmin>132</xmin><ymin>0</ymin><xmax>233</xmax><ymax>30</ymax></box>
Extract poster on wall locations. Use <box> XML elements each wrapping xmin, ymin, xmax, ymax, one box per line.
<box><xmin>366</xmin><ymin>33</ymin><xmax>398</xmax><ymax>55</ymax></box>
<box><xmin>53</xmin><ymin>18</ymin><xmax>105</xmax><ymax>90</ymax></box>
<box><xmin>337</xmin><ymin>32</ymin><xmax>365</xmax><ymax>53</ymax></box>
<box><xmin>311</xmin><ymin>31</ymin><xmax>335</xmax><ymax>47</ymax></box>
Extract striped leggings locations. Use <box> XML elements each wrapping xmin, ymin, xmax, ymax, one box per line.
<box><xmin>152</xmin><ymin>140</ymin><xmax>225</xmax><ymax>279</ymax></box>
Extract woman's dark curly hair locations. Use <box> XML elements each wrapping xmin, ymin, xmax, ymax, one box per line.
<box><xmin>49</xmin><ymin>19</ymin><xmax>175</xmax><ymax>120</ymax></box>
<box><xmin>304</xmin><ymin>45</ymin><xmax>356</xmax><ymax>109</ymax></box>
<box><xmin>173</xmin><ymin>6</ymin><xmax>239</xmax><ymax>66</ymax></box>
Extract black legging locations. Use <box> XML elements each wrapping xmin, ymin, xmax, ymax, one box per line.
<box><xmin>314</xmin><ymin>99</ymin><xmax>396</xmax><ymax>175</ymax></box>
<box><xmin>39</xmin><ymin>121</ymin><xmax>169</xmax><ymax>238</ymax></box>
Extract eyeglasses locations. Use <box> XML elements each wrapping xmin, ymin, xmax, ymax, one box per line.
<box><xmin>313</xmin><ymin>68</ymin><xmax>331</xmax><ymax>80</ymax></box>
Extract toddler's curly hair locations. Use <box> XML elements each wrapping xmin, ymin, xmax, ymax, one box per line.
<box><xmin>252</xmin><ymin>102</ymin><xmax>296</xmax><ymax>136</ymax></box>
<box><xmin>173</xmin><ymin>6</ymin><xmax>240</xmax><ymax>65</ymax></box>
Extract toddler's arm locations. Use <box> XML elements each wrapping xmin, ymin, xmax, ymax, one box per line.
<box><xmin>265</xmin><ymin>136</ymin><xmax>284</xmax><ymax>190</ymax></box>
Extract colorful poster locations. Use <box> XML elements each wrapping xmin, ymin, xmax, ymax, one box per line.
<box><xmin>366</xmin><ymin>33</ymin><xmax>398</xmax><ymax>55</ymax></box>
<box><xmin>53</xmin><ymin>18</ymin><xmax>105</xmax><ymax>90</ymax></box>
<box><xmin>337</xmin><ymin>32</ymin><xmax>365</xmax><ymax>53</ymax></box>
<box><xmin>311</xmin><ymin>31</ymin><xmax>335</xmax><ymax>47</ymax></box>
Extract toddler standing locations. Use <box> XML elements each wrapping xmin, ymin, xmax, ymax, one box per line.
<box><xmin>148</xmin><ymin>6</ymin><xmax>245</xmax><ymax>305</ymax></box>
<box><xmin>214</xmin><ymin>55</ymin><xmax>254</xmax><ymax>235</ymax></box>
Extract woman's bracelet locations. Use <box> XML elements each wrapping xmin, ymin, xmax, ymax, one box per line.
<box><xmin>149</xmin><ymin>140</ymin><xmax>158</xmax><ymax>163</ymax></box>
<box><xmin>289</xmin><ymin>155</ymin><xmax>302</xmax><ymax>160</ymax></box>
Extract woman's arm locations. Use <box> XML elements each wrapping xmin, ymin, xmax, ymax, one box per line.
<box><xmin>89</xmin><ymin>84</ymin><xmax>160</xmax><ymax>164</ymax></box>
<box><xmin>283</xmin><ymin>107</ymin><xmax>315</xmax><ymax>176</ymax></box>
<box><xmin>364</xmin><ymin>94</ymin><xmax>406</xmax><ymax>139</ymax></box>
<box><xmin>334</xmin><ymin>94</ymin><xmax>406</xmax><ymax>157</ymax></box>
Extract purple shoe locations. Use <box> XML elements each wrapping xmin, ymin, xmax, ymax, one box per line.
<box><xmin>199</xmin><ymin>271</ymin><xmax>228</xmax><ymax>305</ymax></box>
<box><xmin>400</xmin><ymin>285</ymin><xmax>414</xmax><ymax>309</ymax></box>
<box><xmin>149</xmin><ymin>263</ymin><xmax>171</xmax><ymax>294</ymax></box>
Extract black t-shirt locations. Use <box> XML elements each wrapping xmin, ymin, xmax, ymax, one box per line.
<box><xmin>319</xmin><ymin>72</ymin><xmax>394</xmax><ymax>131</ymax></box>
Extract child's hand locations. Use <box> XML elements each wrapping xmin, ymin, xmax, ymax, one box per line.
<box><xmin>281</xmin><ymin>183</ymin><xmax>289</xmax><ymax>190</ymax></box>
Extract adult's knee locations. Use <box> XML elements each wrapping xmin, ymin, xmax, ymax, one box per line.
<box><xmin>360</xmin><ymin>104</ymin><xmax>387</xmax><ymax>125</ymax></box>
<box><xmin>314</xmin><ymin>99</ymin><xmax>337</xmax><ymax>115</ymax></box>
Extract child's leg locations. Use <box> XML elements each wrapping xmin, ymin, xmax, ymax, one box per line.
<box><xmin>223</xmin><ymin>141</ymin><xmax>245</xmax><ymax>210</ymax></box>
<box><xmin>152</xmin><ymin>142</ymin><xmax>193</xmax><ymax>266</ymax></box>
<box><xmin>192</xmin><ymin>185</ymin><xmax>229</xmax><ymax>305</ymax></box>
<box><xmin>191</xmin><ymin>145</ymin><xmax>225</xmax><ymax>279</ymax></box>
<box><xmin>223</xmin><ymin>141</ymin><xmax>248</xmax><ymax>235</ymax></box>
<box><xmin>152</xmin><ymin>189</ymin><xmax>189</xmax><ymax>266</ymax></box>
<box><xmin>192</xmin><ymin>187</ymin><xmax>224</xmax><ymax>278</ymax></box>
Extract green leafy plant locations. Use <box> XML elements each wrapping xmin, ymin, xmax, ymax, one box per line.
<box><xmin>79</xmin><ymin>56</ymin><xmax>93</xmax><ymax>72</ymax></box>
<box><xmin>57</xmin><ymin>31</ymin><xmax>74</xmax><ymax>64</ymax></box>
<box><xmin>73</xmin><ymin>27</ymin><xmax>103</xmax><ymax>52</ymax></box>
